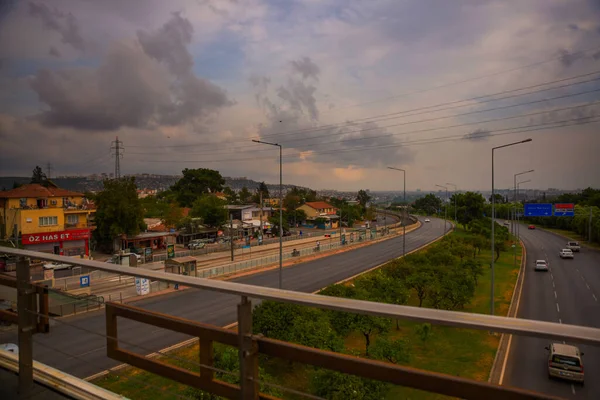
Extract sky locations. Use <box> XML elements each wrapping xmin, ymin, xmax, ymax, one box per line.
<box><xmin>0</xmin><ymin>0</ymin><xmax>599</xmax><ymax>192</ymax></box>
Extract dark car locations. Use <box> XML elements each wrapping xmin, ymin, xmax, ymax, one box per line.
<box><xmin>528</xmin><ymin>225</ymin><xmax>535</xmax><ymax>230</ymax></box>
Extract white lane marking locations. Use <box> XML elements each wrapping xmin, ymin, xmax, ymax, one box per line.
<box><xmin>554</xmin><ymin>291</ymin><xmax>557</xmax><ymax>299</ymax></box>
<box><xmin>586</xmin><ymin>283</ymin><xmax>590</xmax><ymax>289</ymax></box>
<box><xmin>73</xmin><ymin>346</ymin><xmax>105</xmax><ymax>358</ymax></box>
<box><xmin>556</xmin><ymin>303</ymin><xmax>560</xmax><ymax>313</ymax></box>
<box><xmin>550</xmin><ymin>273</ymin><xmax>554</xmax><ymax>280</ymax></box>
<box><xmin>593</xmin><ymin>294</ymin><xmax>598</xmax><ymax>302</ymax></box>
<box><xmin>552</xmin><ymin>281</ymin><xmax>555</xmax><ymax>288</ymax></box>
<box><xmin>571</xmin><ymin>384</ymin><xmax>576</xmax><ymax>395</ymax></box>
<box><xmin>559</xmin><ymin>318</ymin><xmax>562</xmax><ymax>324</ymax></box>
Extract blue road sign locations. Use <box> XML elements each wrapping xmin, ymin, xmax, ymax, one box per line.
<box><xmin>80</xmin><ymin>275</ymin><xmax>90</xmax><ymax>288</ymax></box>
<box><xmin>524</xmin><ymin>203</ymin><xmax>552</xmax><ymax>217</ymax></box>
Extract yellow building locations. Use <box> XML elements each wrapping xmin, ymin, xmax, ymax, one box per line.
<box><xmin>0</xmin><ymin>184</ymin><xmax>95</xmax><ymax>256</ymax></box>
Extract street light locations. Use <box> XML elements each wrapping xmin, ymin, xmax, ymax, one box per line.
<box><xmin>435</xmin><ymin>184</ymin><xmax>448</xmax><ymax>234</ymax></box>
<box><xmin>388</xmin><ymin>167</ymin><xmax>407</xmax><ymax>258</ymax></box>
<box><xmin>491</xmin><ymin>138</ymin><xmax>532</xmax><ymax>316</ymax></box>
<box><xmin>516</xmin><ymin>179</ymin><xmax>531</xmax><ymax>240</ymax></box>
<box><xmin>513</xmin><ymin>170</ymin><xmax>534</xmax><ymax>237</ymax></box>
<box><xmin>252</xmin><ymin>139</ymin><xmax>283</xmax><ymax>289</ymax></box>
<box><xmin>446</xmin><ymin>183</ymin><xmax>458</xmax><ymax>223</ymax></box>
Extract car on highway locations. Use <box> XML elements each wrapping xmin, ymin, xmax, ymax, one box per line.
<box><xmin>0</xmin><ymin>343</ymin><xmax>18</xmax><ymax>354</ymax></box>
<box><xmin>424</xmin><ymin>218</ymin><xmax>431</xmax><ymax>222</ymax></box>
<box><xmin>188</xmin><ymin>240</ymin><xmax>207</xmax><ymax>250</ymax></box>
<box><xmin>545</xmin><ymin>343</ymin><xmax>584</xmax><ymax>385</ymax></box>
<box><xmin>528</xmin><ymin>225</ymin><xmax>535</xmax><ymax>230</ymax></box>
<box><xmin>566</xmin><ymin>241</ymin><xmax>581</xmax><ymax>252</ymax></box>
<box><xmin>559</xmin><ymin>249</ymin><xmax>574</xmax><ymax>259</ymax></box>
<box><xmin>42</xmin><ymin>261</ymin><xmax>71</xmax><ymax>270</ymax></box>
<box><xmin>534</xmin><ymin>260</ymin><xmax>549</xmax><ymax>272</ymax></box>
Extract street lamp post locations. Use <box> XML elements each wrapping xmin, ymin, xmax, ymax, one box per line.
<box><xmin>388</xmin><ymin>167</ymin><xmax>406</xmax><ymax>258</ymax></box>
<box><xmin>516</xmin><ymin>179</ymin><xmax>531</xmax><ymax>241</ymax></box>
<box><xmin>435</xmin><ymin>184</ymin><xmax>448</xmax><ymax>234</ymax></box>
<box><xmin>491</xmin><ymin>138</ymin><xmax>532</xmax><ymax>315</ymax></box>
<box><xmin>513</xmin><ymin>170</ymin><xmax>534</xmax><ymax>238</ymax></box>
<box><xmin>252</xmin><ymin>139</ymin><xmax>283</xmax><ymax>289</ymax></box>
<box><xmin>446</xmin><ymin>183</ymin><xmax>458</xmax><ymax>224</ymax></box>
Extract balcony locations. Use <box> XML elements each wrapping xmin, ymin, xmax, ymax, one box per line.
<box><xmin>65</xmin><ymin>222</ymin><xmax>95</xmax><ymax>230</ymax></box>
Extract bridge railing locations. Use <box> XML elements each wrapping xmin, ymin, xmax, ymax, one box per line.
<box><xmin>1</xmin><ymin>247</ymin><xmax>599</xmax><ymax>400</ymax></box>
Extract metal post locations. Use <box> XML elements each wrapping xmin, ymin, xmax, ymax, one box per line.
<box><xmin>435</xmin><ymin>184</ymin><xmax>448</xmax><ymax>234</ymax></box>
<box><xmin>278</xmin><ymin>145</ymin><xmax>283</xmax><ymax>290</ymax></box>
<box><xmin>230</xmin><ymin>215</ymin><xmax>234</xmax><ymax>262</ymax></box>
<box><xmin>16</xmin><ymin>256</ymin><xmax>34</xmax><ymax>397</ymax></box>
<box><xmin>403</xmin><ymin>171</ymin><xmax>406</xmax><ymax>258</ymax></box>
<box><xmin>590</xmin><ymin>206</ymin><xmax>593</xmax><ymax>243</ymax></box>
<box><xmin>238</xmin><ymin>296</ymin><xmax>258</xmax><ymax>399</ymax></box>
<box><xmin>446</xmin><ymin>183</ymin><xmax>457</xmax><ymax>224</ymax></box>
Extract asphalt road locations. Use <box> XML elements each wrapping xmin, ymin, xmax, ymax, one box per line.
<box><xmin>0</xmin><ymin>217</ymin><xmax>447</xmax><ymax>379</ymax></box>
<box><xmin>504</xmin><ymin>225</ymin><xmax>600</xmax><ymax>398</ymax></box>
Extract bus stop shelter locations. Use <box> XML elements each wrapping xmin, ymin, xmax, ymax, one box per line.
<box><xmin>165</xmin><ymin>256</ymin><xmax>198</xmax><ymax>277</ymax></box>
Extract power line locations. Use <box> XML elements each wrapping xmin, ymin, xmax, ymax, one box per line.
<box><xmin>110</xmin><ymin>136</ymin><xmax>124</xmax><ymax>179</ymax></box>
<box><xmin>134</xmin><ymin>117</ymin><xmax>600</xmax><ymax>164</ymax></box>
<box><xmin>127</xmin><ymin>88</ymin><xmax>600</xmax><ymax>157</ymax></box>
<box><xmin>45</xmin><ymin>162</ymin><xmax>53</xmax><ymax>180</ymax></box>
<box><xmin>127</xmin><ymin>69</ymin><xmax>600</xmax><ymax>151</ymax></box>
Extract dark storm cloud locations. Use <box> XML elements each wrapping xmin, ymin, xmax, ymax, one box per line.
<box><xmin>28</xmin><ymin>13</ymin><xmax>231</xmax><ymax>131</ymax></box>
<box><xmin>28</xmin><ymin>2</ymin><xmax>85</xmax><ymax>52</ymax></box>
<box><xmin>559</xmin><ymin>49</ymin><xmax>585</xmax><ymax>67</ymax></box>
<box><xmin>48</xmin><ymin>46</ymin><xmax>61</xmax><ymax>58</ymax></box>
<box><xmin>463</xmin><ymin>128</ymin><xmax>491</xmax><ymax>141</ymax></box>
<box><xmin>137</xmin><ymin>12</ymin><xmax>194</xmax><ymax>77</ymax></box>
<box><xmin>290</xmin><ymin>56</ymin><xmax>320</xmax><ymax>81</ymax></box>
<box><xmin>276</xmin><ymin>78</ymin><xmax>319</xmax><ymax>121</ymax></box>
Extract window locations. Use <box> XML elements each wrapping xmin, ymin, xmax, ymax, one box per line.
<box><xmin>39</xmin><ymin>216</ymin><xmax>58</xmax><ymax>226</ymax></box>
<box><xmin>66</xmin><ymin>215</ymin><xmax>79</xmax><ymax>224</ymax></box>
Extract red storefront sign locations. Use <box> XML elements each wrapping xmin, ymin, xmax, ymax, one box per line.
<box><xmin>22</xmin><ymin>229</ymin><xmax>91</xmax><ymax>245</ymax></box>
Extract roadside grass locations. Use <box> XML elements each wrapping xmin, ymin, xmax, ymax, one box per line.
<box><xmin>540</xmin><ymin>227</ymin><xmax>600</xmax><ymax>250</ymax></box>
<box><xmin>94</xmin><ymin>226</ymin><xmax>522</xmax><ymax>400</ymax></box>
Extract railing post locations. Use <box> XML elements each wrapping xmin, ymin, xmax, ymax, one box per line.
<box><xmin>16</xmin><ymin>256</ymin><xmax>34</xmax><ymax>398</ymax></box>
<box><xmin>237</xmin><ymin>296</ymin><xmax>258</xmax><ymax>399</ymax></box>
<box><xmin>199</xmin><ymin>339</ymin><xmax>214</xmax><ymax>386</ymax></box>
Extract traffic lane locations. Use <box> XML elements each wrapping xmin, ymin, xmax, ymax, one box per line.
<box><xmin>504</xmin><ymin>226</ymin><xmax>599</xmax><ymax>398</ymax></box>
<box><xmin>0</xmin><ymin>217</ymin><xmax>444</xmax><ymax>378</ymax></box>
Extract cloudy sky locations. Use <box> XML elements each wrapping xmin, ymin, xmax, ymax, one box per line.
<box><xmin>1</xmin><ymin>0</ymin><xmax>599</xmax><ymax>191</ymax></box>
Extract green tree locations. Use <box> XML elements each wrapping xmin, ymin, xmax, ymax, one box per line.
<box><xmin>161</xmin><ymin>203</ymin><xmax>184</xmax><ymax>228</ymax></box>
<box><xmin>258</xmin><ymin>181</ymin><xmax>270</xmax><ymax>198</ymax></box>
<box><xmin>170</xmin><ymin>168</ymin><xmax>225</xmax><ymax>207</ymax></box>
<box><xmin>405</xmin><ymin>264</ymin><xmax>435</xmax><ymax>307</ymax></box>
<box><xmin>462</xmin><ymin>258</ymin><xmax>484</xmax><ymax>286</ymax></box>
<box><xmin>223</xmin><ymin>187</ymin><xmax>238</xmax><ymax>204</ymax></box>
<box><xmin>190</xmin><ymin>195</ymin><xmax>227</xmax><ymax>228</ymax></box>
<box><xmin>93</xmin><ymin>177</ymin><xmax>145</xmax><ymax>248</ymax></box>
<box><xmin>310</xmin><ymin>369</ymin><xmax>388</xmax><ymax>400</ymax></box>
<box><xmin>268</xmin><ymin>215</ymin><xmax>289</xmax><ymax>236</ymax></box>
<box><xmin>369</xmin><ymin>336</ymin><xmax>411</xmax><ymax>364</ymax></box>
<box><xmin>238</xmin><ymin>186</ymin><xmax>252</xmax><ymax>204</ymax></box>
<box><xmin>140</xmin><ymin>195</ymin><xmax>168</xmax><ymax>218</ymax></box>
<box><xmin>414</xmin><ymin>193</ymin><xmax>442</xmax><ymax>215</ymax></box>
<box><xmin>489</xmin><ymin>193</ymin><xmax>506</xmax><ymax>204</ymax></box>
<box><xmin>453</xmin><ymin>191</ymin><xmax>486</xmax><ymax>228</ymax></box>
<box><xmin>30</xmin><ymin>166</ymin><xmax>47</xmax><ymax>185</ymax></box>
<box><xmin>356</xmin><ymin>189</ymin><xmax>371</xmax><ymax>209</ymax></box>
<box><xmin>283</xmin><ymin>192</ymin><xmax>301</xmax><ymax>211</ymax></box>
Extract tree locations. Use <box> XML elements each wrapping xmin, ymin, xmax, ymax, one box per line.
<box><xmin>93</xmin><ymin>177</ymin><xmax>146</xmax><ymax>248</ymax></box>
<box><xmin>454</xmin><ymin>191</ymin><xmax>486</xmax><ymax>228</ymax></box>
<box><xmin>310</xmin><ymin>369</ymin><xmax>388</xmax><ymax>400</ymax></box>
<box><xmin>413</xmin><ymin>193</ymin><xmax>442</xmax><ymax>214</ymax></box>
<box><xmin>268</xmin><ymin>215</ymin><xmax>289</xmax><ymax>236</ymax></box>
<box><xmin>223</xmin><ymin>187</ymin><xmax>238</xmax><ymax>204</ymax></box>
<box><xmin>238</xmin><ymin>186</ymin><xmax>252</xmax><ymax>204</ymax></box>
<box><xmin>140</xmin><ymin>195</ymin><xmax>168</xmax><ymax>218</ymax></box>
<box><xmin>170</xmin><ymin>168</ymin><xmax>225</xmax><ymax>207</ymax></box>
<box><xmin>190</xmin><ymin>194</ymin><xmax>227</xmax><ymax>228</ymax></box>
<box><xmin>369</xmin><ymin>336</ymin><xmax>411</xmax><ymax>364</ymax></box>
<box><xmin>489</xmin><ymin>193</ymin><xmax>506</xmax><ymax>204</ymax></box>
<box><xmin>356</xmin><ymin>189</ymin><xmax>371</xmax><ymax>209</ymax></box>
<box><xmin>462</xmin><ymin>258</ymin><xmax>484</xmax><ymax>286</ymax></box>
<box><xmin>12</xmin><ymin>181</ymin><xmax>23</xmax><ymax>189</ymax></box>
<box><xmin>283</xmin><ymin>192</ymin><xmax>301</xmax><ymax>211</ymax></box>
<box><xmin>354</xmin><ymin>270</ymin><xmax>408</xmax><ymax>330</ymax></box>
<box><xmin>30</xmin><ymin>166</ymin><xmax>47</xmax><ymax>185</ymax></box>
<box><xmin>258</xmin><ymin>181</ymin><xmax>270</xmax><ymax>198</ymax></box>
<box><xmin>405</xmin><ymin>265</ymin><xmax>435</xmax><ymax>307</ymax></box>
<box><xmin>161</xmin><ymin>203</ymin><xmax>184</xmax><ymax>229</ymax></box>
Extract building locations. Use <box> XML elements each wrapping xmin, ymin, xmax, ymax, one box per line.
<box><xmin>0</xmin><ymin>183</ymin><xmax>95</xmax><ymax>256</ymax></box>
<box><xmin>297</xmin><ymin>201</ymin><xmax>339</xmax><ymax>229</ymax></box>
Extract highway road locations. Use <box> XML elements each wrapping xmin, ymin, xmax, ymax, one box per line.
<box><xmin>0</xmin><ymin>217</ymin><xmax>448</xmax><ymax>379</ymax></box>
<box><xmin>504</xmin><ymin>225</ymin><xmax>600</xmax><ymax>398</ymax></box>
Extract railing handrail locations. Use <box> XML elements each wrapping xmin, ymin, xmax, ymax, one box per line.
<box><xmin>2</xmin><ymin>247</ymin><xmax>600</xmax><ymax>346</ymax></box>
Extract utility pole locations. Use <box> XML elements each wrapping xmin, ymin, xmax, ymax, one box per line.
<box><xmin>230</xmin><ymin>214</ymin><xmax>234</xmax><ymax>261</ymax></box>
<box><xmin>435</xmin><ymin>184</ymin><xmax>448</xmax><ymax>234</ymax></box>
<box><xmin>110</xmin><ymin>136</ymin><xmax>124</xmax><ymax>179</ymax></box>
<box><xmin>259</xmin><ymin>192</ymin><xmax>263</xmax><ymax>245</ymax></box>
<box><xmin>590</xmin><ymin>206</ymin><xmax>593</xmax><ymax>243</ymax></box>
<box><xmin>46</xmin><ymin>162</ymin><xmax>53</xmax><ymax>180</ymax></box>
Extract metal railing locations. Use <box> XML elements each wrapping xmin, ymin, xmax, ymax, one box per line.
<box><xmin>3</xmin><ymin>246</ymin><xmax>598</xmax><ymax>399</ymax></box>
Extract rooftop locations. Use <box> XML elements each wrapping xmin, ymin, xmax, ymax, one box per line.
<box><xmin>0</xmin><ymin>184</ymin><xmax>84</xmax><ymax>199</ymax></box>
<box><xmin>303</xmin><ymin>201</ymin><xmax>337</xmax><ymax>210</ymax></box>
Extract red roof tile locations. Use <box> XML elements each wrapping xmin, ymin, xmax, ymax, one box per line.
<box><xmin>0</xmin><ymin>184</ymin><xmax>85</xmax><ymax>199</ymax></box>
<box><xmin>304</xmin><ymin>201</ymin><xmax>337</xmax><ymax>210</ymax></box>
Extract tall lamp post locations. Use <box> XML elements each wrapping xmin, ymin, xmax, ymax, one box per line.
<box><xmin>491</xmin><ymin>138</ymin><xmax>532</xmax><ymax>315</ymax></box>
<box><xmin>388</xmin><ymin>167</ymin><xmax>406</xmax><ymax>258</ymax></box>
<box><xmin>252</xmin><ymin>139</ymin><xmax>283</xmax><ymax>289</ymax></box>
<box><xmin>516</xmin><ymin>179</ymin><xmax>531</xmax><ymax>240</ymax></box>
<box><xmin>513</xmin><ymin>170</ymin><xmax>534</xmax><ymax>237</ymax></box>
<box><xmin>446</xmin><ymin>183</ymin><xmax>458</xmax><ymax>223</ymax></box>
<box><xmin>435</xmin><ymin>184</ymin><xmax>448</xmax><ymax>234</ymax></box>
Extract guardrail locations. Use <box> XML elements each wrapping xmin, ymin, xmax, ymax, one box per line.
<box><xmin>1</xmin><ymin>247</ymin><xmax>599</xmax><ymax>399</ymax></box>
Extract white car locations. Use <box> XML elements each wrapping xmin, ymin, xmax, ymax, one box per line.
<box><xmin>42</xmin><ymin>262</ymin><xmax>72</xmax><ymax>270</ymax></box>
<box><xmin>535</xmin><ymin>260</ymin><xmax>549</xmax><ymax>272</ymax></box>
<box><xmin>559</xmin><ymin>249</ymin><xmax>574</xmax><ymax>259</ymax></box>
<box><xmin>424</xmin><ymin>218</ymin><xmax>431</xmax><ymax>222</ymax></box>
<box><xmin>0</xmin><ymin>343</ymin><xmax>18</xmax><ymax>354</ymax></box>
<box><xmin>504</xmin><ymin>221</ymin><xmax>510</xmax><ymax>226</ymax></box>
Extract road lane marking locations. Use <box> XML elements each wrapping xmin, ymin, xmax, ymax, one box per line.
<box><xmin>559</xmin><ymin>318</ymin><xmax>562</xmax><ymax>324</ymax></box>
<box><xmin>556</xmin><ymin>303</ymin><xmax>560</xmax><ymax>313</ymax></box>
<box><xmin>571</xmin><ymin>384</ymin><xmax>576</xmax><ymax>395</ymax></box>
<box><xmin>550</xmin><ymin>273</ymin><xmax>554</xmax><ymax>280</ymax></box>
<box><xmin>593</xmin><ymin>294</ymin><xmax>598</xmax><ymax>302</ymax></box>
<box><xmin>552</xmin><ymin>281</ymin><xmax>555</xmax><ymax>288</ymax></box>
<box><xmin>586</xmin><ymin>283</ymin><xmax>590</xmax><ymax>290</ymax></box>
<box><xmin>554</xmin><ymin>291</ymin><xmax>557</xmax><ymax>299</ymax></box>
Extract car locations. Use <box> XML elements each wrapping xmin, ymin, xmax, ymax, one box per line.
<box><xmin>545</xmin><ymin>343</ymin><xmax>584</xmax><ymax>384</ymax></box>
<box><xmin>534</xmin><ymin>260</ymin><xmax>549</xmax><ymax>272</ymax></box>
<box><xmin>188</xmin><ymin>240</ymin><xmax>207</xmax><ymax>250</ymax></box>
<box><xmin>528</xmin><ymin>225</ymin><xmax>535</xmax><ymax>230</ymax></box>
<box><xmin>504</xmin><ymin>221</ymin><xmax>510</xmax><ymax>226</ymax></box>
<box><xmin>42</xmin><ymin>262</ymin><xmax>71</xmax><ymax>270</ymax></box>
<box><xmin>559</xmin><ymin>249</ymin><xmax>574</xmax><ymax>259</ymax></box>
<box><xmin>566</xmin><ymin>241</ymin><xmax>581</xmax><ymax>252</ymax></box>
<box><xmin>0</xmin><ymin>343</ymin><xmax>18</xmax><ymax>354</ymax></box>
<box><xmin>424</xmin><ymin>218</ymin><xmax>431</xmax><ymax>222</ymax></box>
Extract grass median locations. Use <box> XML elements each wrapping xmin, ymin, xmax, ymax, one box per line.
<box><xmin>93</xmin><ymin>226</ymin><xmax>522</xmax><ymax>399</ymax></box>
